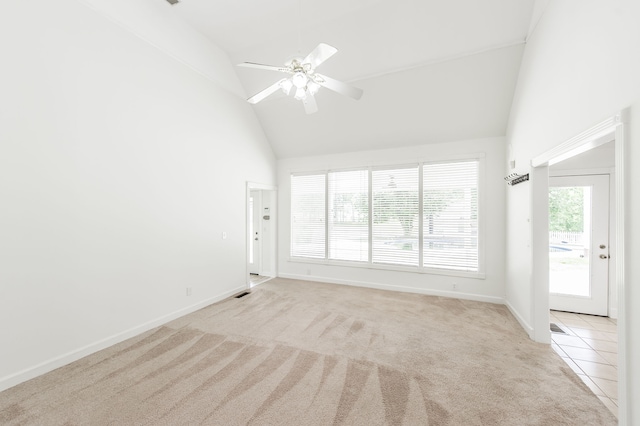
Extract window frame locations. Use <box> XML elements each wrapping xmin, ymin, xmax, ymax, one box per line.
<box><xmin>288</xmin><ymin>156</ymin><xmax>485</xmax><ymax>279</ymax></box>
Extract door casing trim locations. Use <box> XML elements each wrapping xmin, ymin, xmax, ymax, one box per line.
<box><xmin>528</xmin><ymin>110</ymin><xmax>627</xmax><ymax>423</ymax></box>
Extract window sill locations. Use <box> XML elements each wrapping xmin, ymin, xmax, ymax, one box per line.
<box><xmin>287</xmin><ymin>257</ymin><xmax>485</xmax><ymax>280</ymax></box>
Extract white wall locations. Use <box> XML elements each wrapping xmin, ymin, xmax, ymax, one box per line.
<box><xmin>78</xmin><ymin>0</ymin><xmax>245</xmax><ymax>98</ymax></box>
<box><xmin>278</xmin><ymin>138</ymin><xmax>506</xmax><ymax>303</ymax></box>
<box><xmin>0</xmin><ymin>0</ymin><xmax>275</xmax><ymax>390</ymax></box>
<box><xmin>505</xmin><ymin>0</ymin><xmax>640</xmax><ymax>421</ymax></box>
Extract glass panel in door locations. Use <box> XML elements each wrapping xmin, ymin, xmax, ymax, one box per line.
<box><xmin>549</xmin><ymin>175</ymin><xmax>609</xmax><ymax>316</ymax></box>
<box><xmin>549</xmin><ymin>186</ymin><xmax>591</xmax><ymax>297</ymax></box>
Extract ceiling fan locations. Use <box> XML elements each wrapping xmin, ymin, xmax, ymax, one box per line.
<box><xmin>238</xmin><ymin>43</ymin><xmax>363</xmax><ymax>114</ymax></box>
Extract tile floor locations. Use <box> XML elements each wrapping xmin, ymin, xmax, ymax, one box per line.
<box><xmin>550</xmin><ymin>310</ymin><xmax>618</xmax><ymax>419</ymax></box>
<box><xmin>248</xmin><ymin>274</ymin><xmax>271</xmax><ymax>287</ymax></box>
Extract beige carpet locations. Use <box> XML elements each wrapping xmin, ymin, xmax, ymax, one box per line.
<box><xmin>0</xmin><ymin>278</ymin><xmax>616</xmax><ymax>425</ymax></box>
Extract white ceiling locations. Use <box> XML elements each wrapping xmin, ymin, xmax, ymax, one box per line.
<box><xmin>171</xmin><ymin>0</ymin><xmax>536</xmax><ymax>158</ymax></box>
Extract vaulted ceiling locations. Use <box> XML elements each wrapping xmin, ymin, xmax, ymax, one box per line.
<box><xmin>171</xmin><ymin>0</ymin><xmax>536</xmax><ymax>158</ymax></box>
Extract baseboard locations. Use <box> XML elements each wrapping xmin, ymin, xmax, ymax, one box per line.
<box><xmin>609</xmin><ymin>308</ymin><xmax>618</xmax><ymax>320</ymax></box>
<box><xmin>278</xmin><ymin>273</ymin><xmax>504</xmax><ymax>305</ymax></box>
<box><xmin>505</xmin><ymin>300</ymin><xmax>534</xmax><ymax>339</ymax></box>
<box><xmin>0</xmin><ymin>285</ymin><xmax>245</xmax><ymax>393</ymax></box>
<box><xmin>282</xmin><ymin>273</ymin><xmax>536</xmax><ymax>339</ymax></box>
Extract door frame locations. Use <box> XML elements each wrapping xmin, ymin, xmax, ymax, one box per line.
<box><xmin>548</xmin><ymin>174</ymin><xmax>610</xmax><ymax>315</ymax></box>
<box><xmin>246</xmin><ymin>182</ymin><xmax>278</xmax><ymax>287</ymax></box>
<box><xmin>549</xmin><ymin>166</ymin><xmax>617</xmax><ymax>318</ymax></box>
<box><xmin>529</xmin><ymin>111</ymin><xmax>627</xmax><ymax>422</ymax></box>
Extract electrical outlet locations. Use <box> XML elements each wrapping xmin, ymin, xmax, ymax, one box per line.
<box><xmin>186</xmin><ymin>287</ymin><xmax>192</xmax><ymax>296</ymax></box>
<box><xmin>222</xmin><ymin>232</ymin><xmax>227</xmax><ymax>239</ymax></box>
<box><xmin>452</xmin><ymin>283</ymin><xmax>457</xmax><ymax>291</ymax></box>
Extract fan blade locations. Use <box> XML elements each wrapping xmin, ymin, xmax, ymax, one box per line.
<box><xmin>302</xmin><ymin>94</ymin><xmax>318</xmax><ymax>114</ymax></box>
<box><xmin>302</xmin><ymin>43</ymin><xmax>338</xmax><ymax>69</ymax></box>
<box><xmin>247</xmin><ymin>79</ymin><xmax>285</xmax><ymax>104</ymax></box>
<box><xmin>238</xmin><ymin>62</ymin><xmax>291</xmax><ymax>73</ymax></box>
<box><xmin>314</xmin><ymin>74</ymin><xmax>363</xmax><ymax>100</ymax></box>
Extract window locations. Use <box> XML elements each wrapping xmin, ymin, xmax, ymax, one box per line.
<box><xmin>290</xmin><ymin>158</ymin><xmax>480</xmax><ymax>274</ymax></box>
<box><xmin>372</xmin><ymin>166</ymin><xmax>419</xmax><ymax>266</ymax></box>
<box><xmin>291</xmin><ymin>174</ymin><xmax>326</xmax><ymax>258</ymax></box>
<box><xmin>423</xmin><ymin>161</ymin><xmax>478</xmax><ymax>271</ymax></box>
<box><xmin>328</xmin><ymin>170</ymin><xmax>369</xmax><ymax>262</ymax></box>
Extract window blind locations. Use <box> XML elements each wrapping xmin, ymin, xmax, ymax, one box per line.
<box><xmin>423</xmin><ymin>160</ymin><xmax>478</xmax><ymax>271</ymax></box>
<box><xmin>372</xmin><ymin>166</ymin><xmax>419</xmax><ymax>266</ymax></box>
<box><xmin>289</xmin><ymin>158</ymin><xmax>481</xmax><ymax>273</ymax></box>
<box><xmin>328</xmin><ymin>170</ymin><xmax>369</xmax><ymax>262</ymax></box>
<box><xmin>291</xmin><ymin>174</ymin><xmax>326</xmax><ymax>258</ymax></box>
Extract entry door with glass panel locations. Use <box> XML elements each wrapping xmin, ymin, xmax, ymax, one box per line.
<box><xmin>549</xmin><ymin>175</ymin><xmax>609</xmax><ymax>316</ymax></box>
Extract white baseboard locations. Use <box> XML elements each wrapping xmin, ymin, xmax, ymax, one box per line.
<box><xmin>0</xmin><ymin>285</ymin><xmax>245</xmax><ymax>393</ymax></box>
<box><xmin>505</xmin><ymin>300</ymin><xmax>534</xmax><ymax>339</ymax></box>
<box><xmin>608</xmin><ymin>308</ymin><xmax>618</xmax><ymax>320</ymax></box>
<box><xmin>278</xmin><ymin>273</ymin><xmax>504</xmax><ymax>305</ymax></box>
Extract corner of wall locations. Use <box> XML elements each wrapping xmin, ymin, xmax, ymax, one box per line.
<box><xmin>505</xmin><ymin>299</ymin><xmax>534</xmax><ymax>339</ymax></box>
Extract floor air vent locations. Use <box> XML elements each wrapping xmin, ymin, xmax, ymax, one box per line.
<box><xmin>550</xmin><ymin>323</ymin><xmax>566</xmax><ymax>334</ymax></box>
<box><xmin>235</xmin><ymin>292</ymin><xmax>250</xmax><ymax>299</ymax></box>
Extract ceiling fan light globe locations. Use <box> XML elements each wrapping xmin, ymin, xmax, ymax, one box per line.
<box><xmin>279</xmin><ymin>78</ymin><xmax>293</xmax><ymax>95</ymax></box>
<box><xmin>294</xmin><ymin>87</ymin><xmax>307</xmax><ymax>101</ymax></box>
<box><xmin>292</xmin><ymin>72</ymin><xmax>308</xmax><ymax>89</ymax></box>
<box><xmin>307</xmin><ymin>81</ymin><xmax>320</xmax><ymax>96</ymax></box>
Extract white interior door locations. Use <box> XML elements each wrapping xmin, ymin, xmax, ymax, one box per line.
<box><xmin>249</xmin><ymin>190</ymin><xmax>261</xmax><ymax>275</ymax></box>
<box><xmin>549</xmin><ymin>175</ymin><xmax>609</xmax><ymax>315</ymax></box>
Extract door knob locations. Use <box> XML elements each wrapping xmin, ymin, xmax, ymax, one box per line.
<box><xmin>599</xmin><ymin>244</ymin><xmax>606</xmax><ymax>249</ymax></box>
<box><xmin>599</xmin><ymin>254</ymin><xmax>609</xmax><ymax>259</ymax></box>
<box><xmin>254</xmin><ymin>238</ymin><xmax>259</xmax><ymax>241</ymax></box>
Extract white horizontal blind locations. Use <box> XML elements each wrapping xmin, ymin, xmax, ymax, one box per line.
<box><xmin>372</xmin><ymin>166</ymin><xmax>419</xmax><ymax>266</ymax></box>
<box><xmin>328</xmin><ymin>170</ymin><xmax>369</xmax><ymax>262</ymax></box>
<box><xmin>423</xmin><ymin>160</ymin><xmax>478</xmax><ymax>271</ymax></box>
<box><xmin>291</xmin><ymin>174</ymin><xmax>326</xmax><ymax>258</ymax></box>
